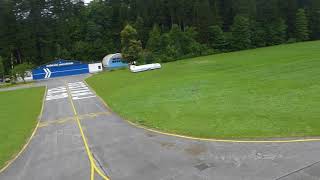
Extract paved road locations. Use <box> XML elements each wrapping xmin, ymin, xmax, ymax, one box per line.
<box><xmin>1</xmin><ymin>75</ymin><xmax>320</xmax><ymax>180</ymax></box>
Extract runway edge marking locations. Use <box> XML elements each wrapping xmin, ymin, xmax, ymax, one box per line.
<box><xmin>65</xmin><ymin>82</ymin><xmax>110</xmax><ymax>180</ymax></box>
<box><xmin>83</xmin><ymin>80</ymin><xmax>320</xmax><ymax>144</ymax></box>
<box><xmin>0</xmin><ymin>86</ymin><xmax>47</xmax><ymax>174</ymax></box>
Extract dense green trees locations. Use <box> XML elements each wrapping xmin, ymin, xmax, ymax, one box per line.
<box><xmin>141</xmin><ymin>24</ymin><xmax>205</xmax><ymax>63</ymax></box>
<box><xmin>0</xmin><ymin>0</ymin><xmax>319</xmax><ymax>74</ymax></box>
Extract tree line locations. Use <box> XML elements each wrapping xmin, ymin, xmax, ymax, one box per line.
<box><xmin>0</xmin><ymin>0</ymin><xmax>319</xmax><ymax>75</ymax></box>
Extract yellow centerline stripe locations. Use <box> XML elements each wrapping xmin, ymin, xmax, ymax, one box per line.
<box><xmin>84</xmin><ymin>80</ymin><xmax>320</xmax><ymax>144</ymax></box>
<box><xmin>0</xmin><ymin>86</ymin><xmax>47</xmax><ymax>174</ymax></box>
<box><xmin>65</xmin><ymin>82</ymin><xmax>110</xmax><ymax>180</ymax></box>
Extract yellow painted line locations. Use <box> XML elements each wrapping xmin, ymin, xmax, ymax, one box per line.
<box><xmin>66</xmin><ymin>82</ymin><xmax>110</xmax><ymax>180</ymax></box>
<box><xmin>0</xmin><ymin>86</ymin><xmax>47</xmax><ymax>174</ymax></box>
<box><xmin>39</xmin><ymin>117</ymin><xmax>75</xmax><ymax>127</ymax></box>
<box><xmin>0</xmin><ymin>122</ymin><xmax>40</xmax><ymax>173</ymax></box>
<box><xmin>84</xmin><ymin>80</ymin><xmax>320</xmax><ymax>144</ymax></box>
<box><xmin>125</xmin><ymin>120</ymin><xmax>320</xmax><ymax>143</ymax></box>
<box><xmin>90</xmin><ymin>164</ymin><xmax>95</xmax><ymax>180</ymax></box>
<box><xmin>39</xmin><ymin>112</ymin><xmax>110</xmax><ymax>128</ymax></box>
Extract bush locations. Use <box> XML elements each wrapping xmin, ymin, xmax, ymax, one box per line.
<box><xmin>11</xmin><ymin>63</ymin><xmax>34</xmax><ymax>83</ymax></box>
<box><xmin>139</xmin><ymin>50</ymin><xmax>157</xmax><ymax>64</ymax></box>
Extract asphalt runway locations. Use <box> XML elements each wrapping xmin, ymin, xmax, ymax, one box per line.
<box><xmin>1</xmin><ymin>75</ymin><xmax>320</xmax><ymax>180</ymax></box>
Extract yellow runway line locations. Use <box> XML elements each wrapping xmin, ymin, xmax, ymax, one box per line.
<box><xmin>84</xmin><ymin>80</ymin><xmax>320</xmax><ymax>144</ymax></box>
<box><xmin>39</xmin><ymin>117</ymin><xmax>75</xmax><ymax>127</ymax></box>
<box><xmin>125</xmin><ymin>120</ymin><xmax>320</xmax><ymax>143</ymax></box>
<box><xmin>0</xmin><ymin>86</ymin><xmax>47</xmax><ymax>174</ymax></box>
<box><xmin>65</xmin><ymin>82</ymin><xmax>110</xmax><ymax>180</ymax></box>
<box><xmin>0</xmin><ymin>122</ymin><xmax>40</xmax><ymax>174</ymax></box>
<box><xmin>39</xmin><ymin>112</ymin><xmax>110</xmax><ymax>128</ymax></box>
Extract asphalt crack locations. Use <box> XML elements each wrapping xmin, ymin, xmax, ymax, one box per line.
<box><xmin>275</xmin><ymin>160</ymin><xmax>320</xmax><ymax>180</ymax></box>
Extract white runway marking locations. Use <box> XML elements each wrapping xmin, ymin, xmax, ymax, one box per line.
<box><xmin>68</xmin><ymin>82</ymin><xmax>96</xmax><ymax>100</ymax></box>
<box><xmin>46</xmin><ymin>86</ymin><xmax>68</xmax><ymax>101</ymax></box>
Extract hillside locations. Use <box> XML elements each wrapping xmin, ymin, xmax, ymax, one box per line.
<box><xmin>87</xmin><ymin>41</ymin><xmax>320</xmax><ymax>139</ymax></box>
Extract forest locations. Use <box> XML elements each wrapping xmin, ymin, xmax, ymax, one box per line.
<box><xmin>0</xmin><ymin>0</ymin><xmax>319</xmax><ymax>75</ymax></box>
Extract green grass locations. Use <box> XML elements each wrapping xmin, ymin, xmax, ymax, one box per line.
<box><xmin>0</xmin><ymin>87</ymin><xmax>45</xmax><ymax>169</ymax></box>
<box><xmin>87</xmin><ymin>41</ymin><xmax>320</xmax><ymax>139</ymax></box>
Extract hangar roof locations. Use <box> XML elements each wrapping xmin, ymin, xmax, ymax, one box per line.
<box><xmin>35</xmin><ymin>60</ymin><xmax>85</xmax><ymax>69</ymax></box>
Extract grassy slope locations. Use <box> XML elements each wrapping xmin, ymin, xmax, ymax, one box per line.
<box><xmin>0</xmin><ymin>87</ymin><xmax>45</xmax><ymax>169</ymax></box>
<box><xmin>87</xmin><ymin>41</ymin><xmax>320</xmax><ymax>139</ymax></box>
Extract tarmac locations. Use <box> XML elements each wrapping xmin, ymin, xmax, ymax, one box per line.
<box><xmin>1</xmin><ymin>74</ymin><xmax>320</xmax><ymax>180</ymax></box>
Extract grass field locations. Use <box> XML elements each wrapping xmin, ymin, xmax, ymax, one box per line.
<box><xmin>0</xmin><ymin>87</ymin><xmax>45</xmax><ymax>169</ymax></box>
<box><xmin>87</xmin><ymin>41</ymin><xmax>320</xmax><ymax>139</ymax></box>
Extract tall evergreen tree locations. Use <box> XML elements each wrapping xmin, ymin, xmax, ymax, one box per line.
<box><xmin>294</xmin><ymin>8</ymin><xmax>309</xmax><ymax>41</ymax></box>
<box><xmin>233</xmin><ymin>0</ymin><xmax>256</xmax><ymax>18</ymax></box>
<box><xmin>208</xmin><ymin>25</ymin><xmax>226</xmax><ymax>50</ymax></box>
<box><xmin>309</xmin><ymin>0</ymin><xmax>320</xmax><ymax>39</ymax></box>
<box><xmin>279</xmin><ymin>0</ymin><xmax>298</xmax><ymax>38</ymax></box>
<box><xmin>121</xmin><ymin>24</ymin><xmax>143</xmax><ymax>63</ymax></box>
<box><xmin>0</xmin><ymin>56</ymin><xmax>4</xmax><ymax>80</ymax></box>
<box><xmin>146</xmin><ymin>24</ymin><xmax>162</xmax><ymax>53</ymax></box>
<box><xmin>134</xmin><ymin>16</ymin><xmax>149</xmax><ymax>47</ymax></box>
<box><xmin>266</xmin><ymin>18</ymin><xmax>287</xmax><ymax>45</ymax></box>
<box><xmin>231</xmin><ymin>15</ymin><xmax>251</xmax><ymax>50</ymax></box>
<box><xmin>250</xmin><ymin>21</ymin><xmax>267</xmax><ymax>48</ymax></box>
<box><xmin>194</xmin><ymin>0</ymin><xmax>213</xmax><ymax>43</ymax></box>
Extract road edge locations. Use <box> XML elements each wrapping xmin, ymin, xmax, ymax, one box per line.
<box><xmin>0</xmin><ymin>86</ymin><xmax>47</xmax><ymax>174</ymax></box>
<box><xmin>84</xmin><ymin>79</ymin><xmax>320</xmax><ymax>144</ymax></box>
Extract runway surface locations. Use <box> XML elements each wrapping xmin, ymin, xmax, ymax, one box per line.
<box><xmin>1</xmin><ymin>75</ymin><xmax>320</xmax><ymax>180</ymax></box>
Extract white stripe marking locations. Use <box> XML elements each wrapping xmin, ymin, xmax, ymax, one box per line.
<box><xmin>46</xmin><ymin>86</ymin><xmax>69</xmax><ymax>101</ymax></box>
<box><xmin>68</xmin><ymin>82</ymin><xmax>96</xmax><ymax>100</ymax></box>
<box><xmin>73</xmin><ymin>96</ymin><xmax>96</xmax><ymax>100</ymax></box>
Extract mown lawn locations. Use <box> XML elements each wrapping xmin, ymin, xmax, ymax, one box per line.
<box><xmin>87</xmin><ymin>41</ymin><xmax>320</xmax><ymax>139</ymax></box>
<box><xmin>0</xmin><ymin>87</ymin><xmax>45</xmax><ymax>169</ymax></box>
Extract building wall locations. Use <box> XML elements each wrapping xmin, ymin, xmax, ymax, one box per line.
<box><xmin>89</xmin><ymin>63</ymin><xmax>103</xmax><ymax>73</ymax></box>
<box><xmin>32</xmin><ymin>60</ymin><xmax>90</xmax><ymax>80</ymax></box>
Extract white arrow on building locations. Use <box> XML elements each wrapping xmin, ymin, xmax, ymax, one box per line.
<box><xmin>44</xmin><ymin>68</ymin><xmax>48</xmax><ymax>78</ymax></box>
<box><xmin>43</xmin><ymin>68</ymin><xmax>52</xmax><ymax>79</ymax></box>
<box><xmin>47</xmin><ymin>68</ymin><xmax>52</xmax><ymax>78</ymax></box>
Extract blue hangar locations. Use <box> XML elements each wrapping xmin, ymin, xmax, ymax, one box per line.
<box><xmin>32</xmin><ymin>59</ymin><xmax>102</xmax><ymax>80</ymax></box>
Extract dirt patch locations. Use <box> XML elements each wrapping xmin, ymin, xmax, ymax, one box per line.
<box><xmin>145</xmin><ymin>132</ymin><xmax>157</xmax><ymax>137</ymax></box>
<box><xmin>158</xmin><ymin>141</ymin><xmax>176</xmax><ymax>149</ymax></box>
<box><xmin>185</xmin><ymin>143</ymin><xmax>207</xmax><ymax>156</ymax></box>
